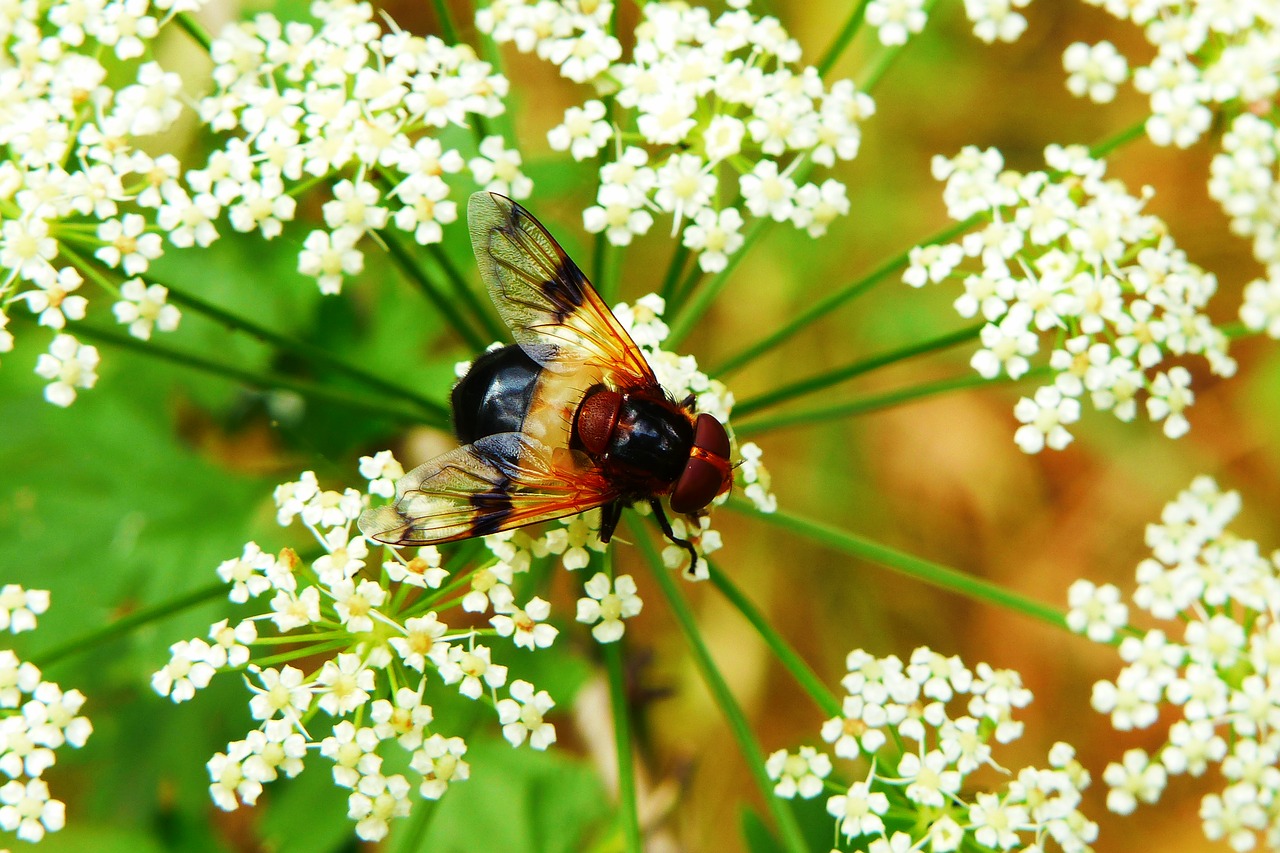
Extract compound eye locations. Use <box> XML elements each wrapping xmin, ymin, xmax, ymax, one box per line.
<box><xmin>693</xmin><ymin>413</ymin><xmax>730</xmax><ymax>459</ymax></box>
<box><xmin>670</xmin><ymin>457</ymin><xmax>723</xmax><ymax>514</ymax></box>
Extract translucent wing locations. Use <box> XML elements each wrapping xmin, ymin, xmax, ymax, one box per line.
<box><xmin>468</xmin><ymin>191</ymin><xmax>658</xmax><ymax>389</ymax></box>
<box><xmin>358</xmin><ymin>432</ymin><xmax>621</xmax><ymax>546</ymax></box>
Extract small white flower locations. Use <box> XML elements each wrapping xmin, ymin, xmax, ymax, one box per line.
<box><xmin>548</xmin><ymin>100</ymin><xmax>613</xmax><ymax>161</ymax></box>
<box><xmin>495</xmin><ymin>679</ymin><xmax>556</xmax><ymax>749</ymax></box>
<box><xmin>1063</xmin><ymin>41</ymin><xmax>1129</xmax><ymax>103</ymax></box>
<box><xmin>491</xmin><ymin>595</ymin><xmax>558</xmax><ymax>650</ymax></box>
<box><xmin>826</xmin><ymin>779</ymin><xmax>888</xmax><ymax>839</ymax></box>
<box><xmin>298</xmin><ymin>229</ymin><xmax>364</xmax><ymax>295</ymax></box>
<box><xmin>765</xmin><ymin>746</ymin><xmax>832</xmax><ymax>799</ymax></box>
<box><xmin>576</xmin><ymin>573</ymin><xmax>643</xmax><ymax>643</ymax></box>
<box><xmin>34</xmin><ymin>334</ymin><xmax>99</xmax><ymax>407</ymax></box>
<box><xmin>411</xmin><ymin>734</ymin><xmax>470</xmax><ymax>799</ymax></box>
<box><xmin>112</xmin><ymin>278</ymin><xmax>181</xmax><ymax>340</ymax></box>
<box><xmin>0</xmin><ymin>586</ymin><xmax>50</xmax><ymax>634</ymax></box>
<box><xmin>315</xmin><ymin>653</ymin><xmax>376</xmax><ymax>716</ymax></box>
<box><xmin>0</xmin><ymin>778</ymin><xmax>65</xmax><ymax>842</ymax></box>
<box><xmin>1013</xmin><ymin>386</ymin><xmax>1081</xmax><ymax>453</ymax></box>
<box><xmin>1066</xmin><ymin>580</ymin><xmax>1129</xmax><ymax>642</ymax></box>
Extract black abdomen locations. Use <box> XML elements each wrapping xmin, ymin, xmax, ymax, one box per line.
<box><xmin>452</xmin><ymin>345</ymin><xmax>542</xmax><ymax>442</ymax></box>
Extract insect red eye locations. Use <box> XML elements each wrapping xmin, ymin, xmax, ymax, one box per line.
<box><xmin>671</xmin><ymin>457</ymin><xmax>724</xmax><ymax>514</ymax></box>
<box><xmin>692</xmin><ymin>413</ymin><xmax>730</xmax><ymax>459</ymax></box>
<box><xmin>670</xmin><ymin>414</ymin><xmax>732</xmax><ymax>514</ymax></box>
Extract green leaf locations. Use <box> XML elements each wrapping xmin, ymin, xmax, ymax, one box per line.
<box><xmin>395</xmin><ymin>737</ymin><xmax>612</xmax><ymax>853</ymax></box>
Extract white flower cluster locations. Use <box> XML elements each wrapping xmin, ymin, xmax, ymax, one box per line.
<box><xmin>613</xmin><ymin>293</ymin><xmax>778</xmax><ymax>577</ymax></box>
<box><xmin>1075</xmin><ymin>1</ymin><xmax>1279</xmax><ymax>150</ymax></box>
<box><xmin>0</xmin><ymin>589</ymin><xmax>93</xmax><ymax>844</ymax></box>
<box><xmin>195</xmin><ymin>0</ymin><xmax>518</xmax><ymax>296</ymax></box>
<box><xmin>909</xmin><ymin>144</ymin><xmax>1235</xmax><ymax>453</ymax></box>
<box><xmin>1</xmin><ymin>2</ymin><xmax>193</xmax><ymax>405</ymax></box>
<box><xmin>479</xmin><ymin>1</ymin><xmax>872</xmax><ymax>269</ymax></box>
<box><xmin>868</xmin><ymin>0</ymin><xmax>1034</xmax><ymax>46</ymax></box>
<box><xmin>768</xmin><ymin>646</ymin><xmax>1096</xmax><ymax>852</ymax></box>
<box><xmin>1213</xmin><ymin>114</ymin><xmax>1280</xmax><ymax>339</ymax></box>
<box><xmin>151</xmin><ymin>454</ymin><xmax>564</xmax><ymax>843</ymax></box>
<box><xmin>1071</xmin><ymin>476</ymin><xmax>1280</xmax><ymax>851</ymax></box>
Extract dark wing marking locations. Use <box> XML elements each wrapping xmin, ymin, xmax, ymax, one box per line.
<box><xmin>358</xmin><ymin>432</ymin><xmax>621</xmax><ymax>546</ymax></box>
<box><xmin>468</xmin><ymin>191</ymin><xmax>658</xmax><ymax>389</ymax></box>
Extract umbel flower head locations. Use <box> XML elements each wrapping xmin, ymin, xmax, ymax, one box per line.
<box><xmin>153</xmin><ymin>457</ymin><xmax>568</xmax><ymax>842</ymax></box>
<box><xmin>480</xmin><ymin>0</ymin><xmax>871</xmax><ymax>269</ymax></box>
<box><xmin>907</xmin><ymin>143</ymin><xmax>1235</xmax><ymax>453</ymax></box>
<box><xmin>768</xmin><ymin>646</ymin><xmax>1097</xmax><ymax>852</ymax></box>
<box><xmin>1070</xmin><ymin>476</ymin><xmax>1280</xmax><ymax>852</ymax></box>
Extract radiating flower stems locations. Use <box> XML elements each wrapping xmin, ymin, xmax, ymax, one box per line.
<box><xmin>734</xmin><ymin>368</ymin><xmax>1046</xmax><ymax>436</ymax></box>
<box><xmin>732</xmin><ymin>321</ymin><xmax>985</xmax><ymax>418</ymax></box>
<box><xmin>603</xmin><ymin>622</ymin><xmax>644</xmax><ymax>853</ymax></box>
<box><xmin>816</xmin><ymin>0</ymin><xmax>870</xmax><ymax>77</ymax></box>
<box><xmin>710</xmin><ymin>121</ymin><xmax>1150</xmax><ymax>381</ymax></box>
<box><xmin>626</xmin><ymin>517</ymin><xmax>809</xmax><ymax>853</ymax></box>
<box><xmin>706</xmin><ymin>562</ymin><xmax>841</xmax><ymax>718</ymax></box>
<box><xmin>426</xmin><ymin>242</ymin><xmax>506</xmax><ymax>343</ymax></box>
<box><xmin>380</xmin><ymin>226</ymin><xmax>490</xmax><ymax>353</ymax></box>
<box><xmin>712</xmin><ymin>213</ymin><xmax>982</xmax><ymax>377</ymax></box>
<box><xmin>164</xmin><ymin>279</ymin><xmax>451</xmax><ymax>421</ymax></box>
<box><xmin>62</xmin><ymin>319</ymin><xmax>435</xmax><ymax>425</ymax></box>
<box><xmin>726</xmin><ymin>498</ymin><xmax>1068</xmax><ymax>631</ymax></box>
<box><xmin>59</xmin><ymin>242</ymin><xmax>451</xmax><ymax>422</ymax></box>
<box><xmin>665</xmin><ymin>216</ymin><xmax>771</xmax><ymax>349</ymax></box>
<box><xmin>34</xmin><ymin>581</ymin><xmax>228</xmax><ymax>669</ymax></box>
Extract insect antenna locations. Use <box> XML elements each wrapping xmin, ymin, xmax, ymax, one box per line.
<box><xmin>648</xmin><ymin>498</ymin><xmax>699</xmax><ymax>578</ymax></box>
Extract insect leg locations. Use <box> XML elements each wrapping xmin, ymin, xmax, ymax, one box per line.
<box><xmin>648</xmin><ymin>499</ymin><xmax>698</xmax><ymax>578</ymax></box>
<box><xmin>599</xmin><ymin>500</ymin><xmax>624</xmax><ymax>543</ymax></box>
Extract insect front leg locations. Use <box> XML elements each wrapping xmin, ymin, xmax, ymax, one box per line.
<box><xmin>648</xmin><ymin>499</ymin><xmax>699</xmax><ymax>578</ymax></box>
<box><xmin>599</xmin><ymin>500</ymin><xmax>624</xmax><ymax>543</ymax></box>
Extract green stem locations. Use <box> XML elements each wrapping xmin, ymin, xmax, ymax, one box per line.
<box><xmin>733</xmin><ymin>369</ymin><xmax>1042</xmax><ymax>437</ymax></box>
<box><xmin>173</xmin><ymin>12</ymin><xmax>213</xmax><ymax>53</ymax></box>
<box><xmin>65</xmin><ymin>321</ymin><xmax>430</xmax><ymax>423</ymax></box>
<box><xmin>34</xmin><ymin>582</ymin><xmax>228</xmax><ymax>669</ymax></box>
<box><xmin>427</xmin><ymin>243</ymin><xmax>506</xmax><ymax>343</ymax></box>
<box><xmin>381</xmin><ymin>227</ymin><xmax>489</xmax><ymax>352</ymax></box>
<box><xmin>429</xmin><ymin>0</ymin><xmax>460</xmax><ymax>44</ymax></box>
<box><xmin>666</xmin><ymin>216</ymin><xmax>770</xmax><ymax>349</ymax></box>
<box><xmin>816</xmin><ymin>0</ymin><xmax>869</xmax><ymax>78</ymax></box>
<box><xmin>627</xmin><ymin>517</ymin><xmax>809</xmax><ymax>853</ymax></box>
<box><xmin>706</xmin><ymin>563</ymin><xmax>840</xmax><ymax>717</ymax></box>
<box><xmin>1089</xmin><ymin>119</ymin><xmax>1147</xmax><ymax>159</ymax></box>
<box><xmin>726</xmin><ymin>499</ymin><xmax>1067</xmax><ymax>630</ymax></box>
<box><xmin>594</xmin><ymin>232</ymin><xmax>621</xmax><ymax>305</ymax></box>
<box><xmin>391</xmin><ymin>796</ymin><xmax>438</xmax><ymax>853</ymax></box>
<box><xmin>666</xmin><ymin>257</ymin><xmax>705</xmax><ymax>317</ymax></box>
<box><xmin>712</xmin><ymin>214</ymin><xmax>982</xmax><ymax>377</ymax></box>
<box><xmin>60</xmin><ymin>242</ymin><xmax>449</xmax><ymax>424</ymax></box>
<box><xmin>604</xmin><ymin>635</ymin><xmax>643</xmax><ymax>853</ymax></box>
<box><xmin>732</xmin><ymin>322</ymin><xmax>985</xmax><ymax>418</ymax></box>
<box><xmin>658</xmin><ymin>243</ymin><xmax>691</xmax><ymax>306</ymax></box>
<box><xmin>860</xmin><ymin>0</ymin><xmax>941</xmax><ymax>91</ymax></box>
